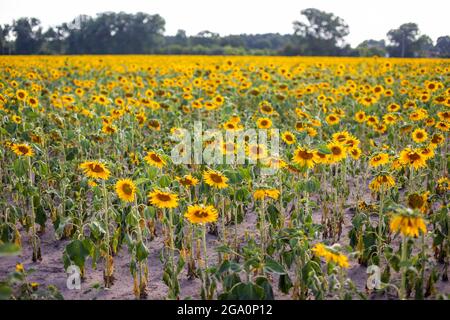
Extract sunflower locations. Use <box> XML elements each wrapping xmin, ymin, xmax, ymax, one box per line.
<box><xmin>247</xmin><ymin>143</ymin><xmax>268</xmax><ymax>160</ymax></box>
<box><xmin>222</xmin><ymin>142</ymin><xmax>236</xmax><ymax>155</ymax></box>
<box><xmin>259</xmin><ymin>101</ymin><xmax>274</xmax><ymax>115</ymax></box>
<box><xmin>281</xmin><ymin>131</ymin><xmax>296</xmax><ymax>145</ymax></box>
<box><xmin>148</xmin><ymin>189</ymin><xmax>179</xmax><ymax>209</ymax></box>
<box><xmin>369</xmin><ymin>153</ymin><xmax>389</xmax><ymax>168</ymax></box>
<box><xmin>223</xmin><ymin>121</ymin><xmax>238</xmax><ymax>130</ymax></box>
<box><xmin>11</xmin><ymin>143</ymin><xmax>34</xmax><ymax>157</ymax></box>
<box><xmin>390</xmin><ymin>213</ymin><xmax>427</xmax><ymax>238</ymax></box>
<box><xmin>430</xmin><ymin>133</ymin><xmax>444</xmax><ymax>147</ymax></box>
<box><xmin>411</xmin><ymin>128</ymin><xmax>428</xmax><ymax>143</ymax></box>
<box><xmin>354</xmin><ymin>111</ymin><xmax>366</xmax><ymax>123</ymax></box>
<box><xmin>148</xmin><ymin>119</ymin><xmax>161</xmax><ymax>131</ymax></box>
<box><xmin>420</xmin><ymin>146</ymin><xmax>435</xmax><ymax>160</ymax></box>
<box><xmin>16</xmin><ymin>89</ymin><xmax>27</xmax><ymax>101</ymax></box>
<box><xmin>184</xmin><ymin>205</ymin><xmax>218</xmax><ymax>224</ymax></box>
<box><xmin>263</xmin><ymin>156</ymin><xmax>287</xmax><ymax>169</ymax></box>
<box><xmin>176</xmin><ymin>175</ymin><xmax>199</xmax><ymax>187</ymax></box>
<box><xmin>312</xmin><ymin>243</ymin><xmax>349</xmax><ymax>268</ymax></box>
<box><xmin>102</xmin><ymin>124</ymin><xmax>117</xmax><ymax>135</ymax></box>
<box><xmin>407</xmin><ymin>192</ymin><xmax>429</xmax><ymax>213</ymax></box>
<box><xmin>435</xmin><ymin>121</ymin><xmax>449</xmax><ymax>132</ymax></box>
<box><xmin>144</xmin><ymin>151</ymin><xmax>166</xmax><ymax>168</ymax></box>
<box><xmin>399</xmin><ymin>147</ymin><xmax>427</xmax><ymax>170</ymax></box>
<box><xmin>27</xmin><ymin>97</ymin><xmax>39</xmax><ymax>108</ymax></box>
<box><xmin>79</xmin><ymin>161</ymin><xmax>110</xmax><ymax>180</ymax></box>
<box><xmin>369</xmin><ymin>174</ymin><xmax>395</xmax><ymax>192</ymax></box>
<box><xmin>292</xmin><ymin>146</ymin><xmax>317</xmax><ymax>168</ymax></box>
<box><xmin>349</xmin><ymin>147</ymin><xmax>362</xmax><ymax>160</ymax></box>
<box><xmin>203</xmin><ymin>169</ymin><xmax>228</xmax><ymax>189</ymax></box>
<box><xmin>12</xmin><ymin>115</ymin><xmax>22</xmax><ymax>124</ymax></box>
<box><xmin>325</xmin><ymin>114</ymin><xmax>340</xmax><ymax>125</ymax></box>
<box><xmin>256</xmin><ymin>117</ymin><xmax>272</xmax><ymax>129</ymax></box>
<box><xmin>115</xmin><ymin>179</ymin><xmax>136</xmax><ymax>202</ymax></box>
<box><xmin>327</xmin><ymin>142</ymin><xmax>347</xmax><ymax>163</ymax></box>
<box><xmin>253</xmin><ymin>189</ymin><xmax>280</xmax><ymax>200</ymax></box>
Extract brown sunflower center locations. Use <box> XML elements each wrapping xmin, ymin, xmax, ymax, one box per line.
<box><xmin>408</xmin><ymin>152</ymin><xmax>421</xmax><ymax>161</ymax></box>
<box><xmin>18</xmin><ymin>146</ymin><xmax>29</xmax><ymax>154</ymax></box>
<box><xmin>210</xmin><ymin>173</ymin><xmax>223</xmax><ymax>183</ymax></box>
<box><xmin>150</xmin><ymin>153</ymin><xmax>162</xmax><ymax>162</ymax></box>
<box><xmin>156</xmin><ymin>193</ymin><xmax>172</xmax><ymax>202</ymax></box>
<box><xmin>193</xmin><ymin>210</ymin><xmax>209</xmax><ymax>218</ymax></box>
<box><xmin>121</xmin><ymin>183</ymin><xmax>133</xmax><ymax>195</ymax></box>
<box><xmin>91</xmin><ymin>164</ymin><xmax>105</xmax><ymax>173</ymax></box>
<box><xmin>331</xmin><ymin>146</ymin><xmax>342</xmax><ymax>156</ymax></box>
<box><xmin>297</xmin><ymin>150</ymin><xmax>314</xmax><ymax>160</ymax></box>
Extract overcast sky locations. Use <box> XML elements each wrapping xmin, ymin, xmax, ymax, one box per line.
<box><xmin>0</xmin><ymin>0</ymin><xmax>449</xmax><ymax>46</ymax></box>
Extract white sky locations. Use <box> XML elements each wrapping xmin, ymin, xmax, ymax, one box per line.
<box><xmin>0</xmin><ymin>0</ymin><xmax>449</xmax><ymax>46</ymax></box>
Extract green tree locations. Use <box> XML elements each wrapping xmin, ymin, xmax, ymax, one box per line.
<box><xmin>293</xmin><ymin>8</ymin><xmax>349</xmax><ymax>56</ymax></box>
<box><xmin>12</xmin><ymin>17</ymin><xmax>43</xmax><ymax>54</ymax></box>
<box><xmin>356</xmin><ymin>39</ymin><xmax>386</xmax><ymax>57</ymax></box>
<box><xmin>386</xmin><ymin>23</ymin><xmax>420</xmax><ymax>57</ymax></box>
<box><xmin>435</xmin><ymin>36</ymin><xmax>450</xmax><ymax>58</ymax></box>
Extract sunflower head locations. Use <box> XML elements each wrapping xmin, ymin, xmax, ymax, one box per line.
<box><xmin>148</xmin><ymin>189</ymin><xmax>179</xmax><ymax>209</ymax></box>
<box><xmin>11</xmin><ymin>143</ymin><xmax>34</xmax><ymax>157</ymax></box>
<box><xmin>144</xmin><ymin>151</ymin><xmax>166</xmax><ymax>168</ymax></box>
<box><xmin>79</xmin><ymin>161</ymin><xmax>110</xmax><ymax>180</ymax></box>
<box><xmin>203</xmin><ymin>170</ymin><xmax>228</xmax><ymax>189</ymax></box>
<box><xmin>184</xmin><ymin>205</ymin><xmax>218</xmax><ymax>224</ymax></box>
<box><xmin>115</xmin><ymin>179</ymin><xmax>136</xmax><ymax>202</ymax></box>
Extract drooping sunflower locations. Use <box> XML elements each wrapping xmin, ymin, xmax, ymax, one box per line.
<box><xmin>369</xmin><ymin>174</ymin><xmax>396</xmax><ymax>192</ymax></box>
<box><xmin>407</xmin><ymin>192</ymin><xmax>429</xmax><ymax>213</ymax></box>
<box><xmin>148</xmin><ymin>189</ymin><xmax>179</xmax><ymax>209</ymax></box>
<box><xmin>184</xmin><ymin>205</ymin><xmax>218</xmax><ymax>224</ymax></box>
<box><xmin>256</xmin><ymin>117</ymin><xmax>272</xmax><ymax>129</ymax></box>
<box><xmin>327</xmin><ymin>142</ymin><xmax>347</xmax><ymax>163</ymax></box>
<box><xmin>312</xmin><ymin>243</ymin><xmax>349</xmax><ymax>268</ymax></box>
<box><xmin>176</xmin><ymin>175</ymin><xmax>199</xmax><ymax>188</ymax></box>
<box><xmin>399</xmin><ymin>147</ymin><xmax>427</xmax><ymax>170</ymax></box>
<box><xmin>411</xmin><ymin>128</ymin><xmax>428</xmax><ymax>143</ymax></box>
<box><xmin>292</xmin><ymin>146</ymin><xmax>317</xmax><ymax>168</ymax></box>
<box><xmin>253</xmin><ymin>188</ymin><xmax>280</xmax><ymax>200</ymax></box>
<box><xmin>203</xmin><ymin>169</ymin><xmax>228</xmax><ymax>189</ymax></box>
<box><xmin>115</xmin><ymin>179</ymin><xmax>136</xmax><ymax>202</ymax></box>
<box><xmin>390</xmin><ymin>212</ymin><xmax>427</xmax><ymax>238</ymax></box>
<box><xmin>281</xmin><ymin>131</ymin><xmax>296</xmax><ymax>145</ymax></box>
<box><xmin>430</xmin><ymin>133</ymin><xmax>444</xmax><ymax>147</ymax></box>
<box><xmin>11</xmin><ymin>143</ymin><xmax>34</xmax><ymax>157</ymax></box>
<box><xmin>144</xmin><ymin>151</ymin><xmax>166</xmax><ymax>169</ymax></box>
<box><xmin>79</xmin><ymin>161</ymin><xmax>110</xmax><ymax>180</ymax></box>
<box><xmin>369</xmin><ymin>153</ymin><xmax>389</xmax><ymax>168</ymax></box>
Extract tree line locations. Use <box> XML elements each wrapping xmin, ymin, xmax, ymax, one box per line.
<box><xmin>0</xmin><ymin>8</ymin><xmax>449</xmax><ymax>57</ymax></box>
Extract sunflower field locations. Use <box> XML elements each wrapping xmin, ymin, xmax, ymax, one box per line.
<box><xmin>0</xmin><ymin>55</ymin><xmax>449</xmax><ymax>300</ymax></box>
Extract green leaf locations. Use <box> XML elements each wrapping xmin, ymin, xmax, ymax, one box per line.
<box><xmin>65</xmin><ymin>239</ymin><xmax>89</xmax><ymax>268</ymax></box>
<box><xmin>229</xmin><ymin>282</ymin><xmax>265</xmax><ymax>300</ymax></box>
<box><xmin>12</xmin><ymin>158</ymin><xmax>27</xmax><ymax>177</ymax></box>
<box><xmin>0</xmin><ymin>243</ymin><xmax>21</xmax><ymax>257</ymax></box>
<box><xmin>136</xmin><ymin>241</ymin><xmax>149</xmax><ymax>262</ymax></box>
<box><xmin>264</xmin><ymin>258</ymin><xmax>286</xmax><ymax>274</ymax></box>
<box><xmin>0</xmin><ymin>285</ymin><xmax>12</xmax><ymax>300</ymax></box>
